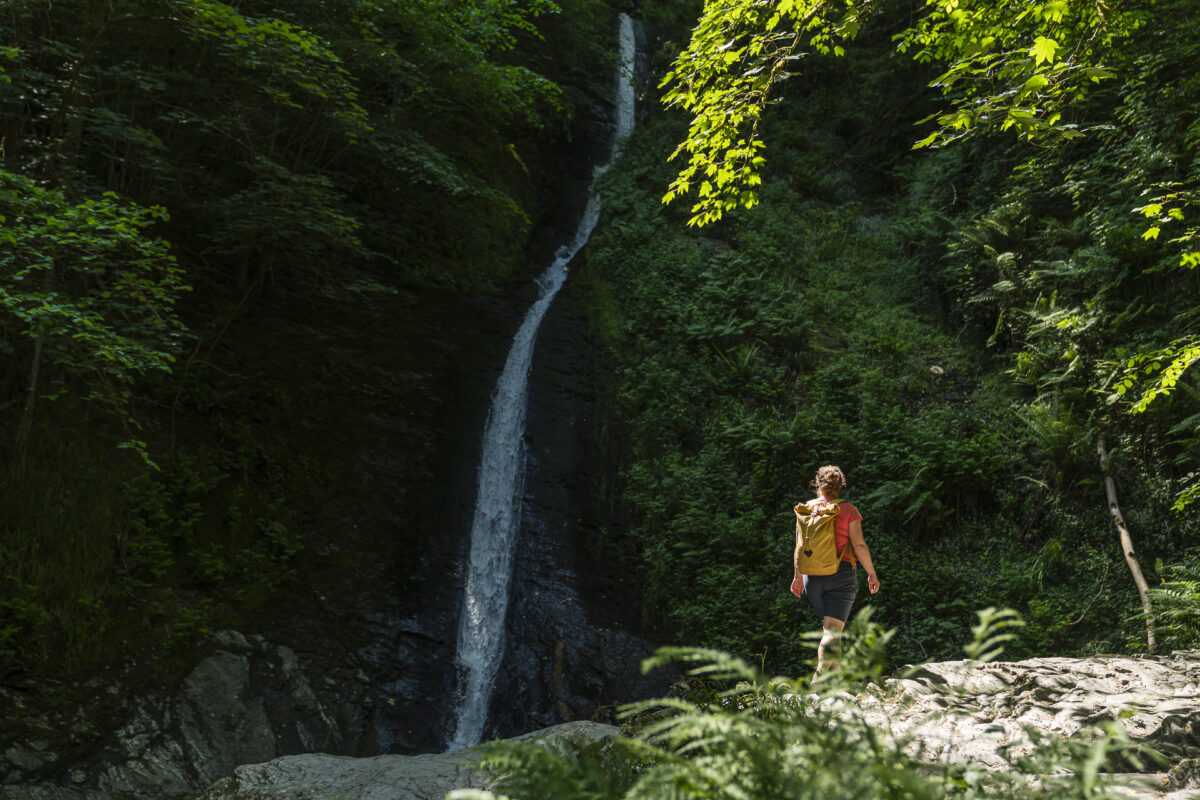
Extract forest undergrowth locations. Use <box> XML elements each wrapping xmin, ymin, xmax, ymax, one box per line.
<box><xmin>452</xmin><ymin>608</ymin><xmax>1167</xmax><ymax>800</ymax></box>
<box><xmin>0</xmin><ymin>0</ymin><xmax>615</xmax><ymax>691</ymax></box>
<box><xmin>579</xmin><ymin>0</ymin><xmax>1200</xmax><ymax>673</ymax></box>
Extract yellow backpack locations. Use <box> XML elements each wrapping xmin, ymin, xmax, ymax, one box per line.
<box><xmin>793</xmin><ymin>499</ymin><xmax>852</xmax><ymax>576</ymax></box>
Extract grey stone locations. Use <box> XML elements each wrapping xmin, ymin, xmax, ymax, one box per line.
<box><xmin>4</xmin><ymin>741</ymin><xmax>52</xmax><ymax>773</ymax></box>
<box><xmin>203</xmin><ymin>721</ymin><xmax>621</xmax><ymax>800</ymax></box>
<box><xmin>838</xmin><ymin>649</ymin><xmax>1200</xmax><ymax>775</ymax></box>
<box><xmin>98</xmin><ymin>702</ymin><xmax>193</xmax><ymax>797</ymax></box>
<box><xmin>213</xmin><ymin>630</ymin><xmax>254</xmax><ymax>653</ymax></box>
<box><xmin>1170</xmin><ymin>759</ymin><xmax>1200</xmax><ymax>790</ymax></box>
<box><xmin>3</xmin><ymin>631</ymin><xmax>378</xmax><ymax>800</ymax></box>
<box><xmin>0</xmin><ymin>787</ymin><xmax>111</xmax><ymax>800</ymax></box>
<box><xmin>178</xmin><ymin>651</ymin><xmax>278</xmax><ymax>786</ymax></box>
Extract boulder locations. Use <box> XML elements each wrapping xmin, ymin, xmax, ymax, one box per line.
<box><xmin>203</xmin><ymin>720</ymin><xmax>621</xmax><ymax>800</ymax></box>
<box><xmin>1</xmin><ymin>631</ymin><xmax>374</xmax><ymax>800</ymax></box>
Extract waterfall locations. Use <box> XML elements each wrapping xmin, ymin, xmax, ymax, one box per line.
<box><xmin>446</xmin><ymin>13</ymin><xmax>637</xmax><ymax>752</ymax></box>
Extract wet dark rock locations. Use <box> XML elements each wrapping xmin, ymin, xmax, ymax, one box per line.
<box><xmin>486</xmin><ymin>265</ymin><xmax>672</xmax><ymax>740</ymax></box>
<box><xmin>1</xmin><ymin>633</ymin><xmax>378</xmax><ymax>800</ymax></box>
<box><xmin>446</xmin><ymin>13</ymin><xmax>670</xmax><ymax>743</ymax></box>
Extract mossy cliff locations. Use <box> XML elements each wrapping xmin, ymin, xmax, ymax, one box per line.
<box><xmin>0</xmin><ymin>1</ymin><xmax>657</xmax><ymax>791</ymax></box>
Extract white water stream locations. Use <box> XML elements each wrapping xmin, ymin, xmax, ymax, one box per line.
<box><xmin>447</xmin><ymin>14</ymin><xmax>636</xmax><ymax>751</ymax></box>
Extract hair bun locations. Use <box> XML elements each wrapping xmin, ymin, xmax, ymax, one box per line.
<box><xmin>812</xmin><ymin>465</ymin><xmax>847</xmax><ymax>497</ymax></box>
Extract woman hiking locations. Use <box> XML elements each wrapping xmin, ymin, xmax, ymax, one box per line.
<box><xmin>790</xmin><ymin>465</ymin><xmax>880</xmax><ymax>672</ymax></box>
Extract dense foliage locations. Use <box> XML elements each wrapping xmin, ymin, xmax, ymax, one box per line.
<box><xmin>2</xmin><ymin>0</ymin><xmax>1198</xmax><ymax>750</ymax></box>
<box><xmin>659</xmin><ymin>0</ymin><xmax>1200</xmax><ymax>497</ymax></box>
<box><xmin>0</xmin><ymin>0</ymin><xmax>609</xmax><ymax>676</ymax></box>
<box><xmin>578</xmin><ymin>0</ymin><xmax>1200</xmax><ymax>670</ymax></box>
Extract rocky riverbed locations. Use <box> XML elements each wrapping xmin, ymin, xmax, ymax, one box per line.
<box><xmin>6</xmin><ymin>646</ymin><xmax>1198</xmax><ymax>799</ymax></box>
<box><xmin>195</xmin><ymin>649</ymin><xmax>1200</xmax><ymax>800</ymax></box>
<box><xmin>854</xmin><ymin>649</ymin><xmax>1200</xmax><ymax>797</ymax></box>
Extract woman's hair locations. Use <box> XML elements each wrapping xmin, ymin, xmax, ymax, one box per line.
<box><xmin>812</xmin><ymin>465</ymin><xmax>846</xmax><ymax>498</ymax></box>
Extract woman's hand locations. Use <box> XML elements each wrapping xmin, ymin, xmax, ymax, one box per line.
<box><xmin>790</xmin><ymin>574</ymin><xmax>805</xmax><ymax>598</ymax></box>
<box><xmin>867</xmin><ymin>572</ymin><xmax>880</xmax><ymax>594</ymax></box>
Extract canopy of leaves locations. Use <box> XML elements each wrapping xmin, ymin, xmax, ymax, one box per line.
<box><xmin>0</xmin><ymin>0</ymin><xmax>610</xmax><ymax>677</ymax></box>
<box><xmin>659</xmin><ymin>0</ymin><xmax>1200</xmax><ymax>508</ymax></box>
<box><xmin>660</xmin><ymin>0</ymin><xmax>1145</xmax><ymax>225</ymax></box>
<box><xmin>0</xmin><ymin>172</ymin><xmax>186</xmax><ymax>382</ymax></box>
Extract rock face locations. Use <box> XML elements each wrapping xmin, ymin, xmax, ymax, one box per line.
<box><xmin>203</xmin><ymin>720</ymin><xmax>620</xmax><ymax>800</ymax></box>
<box><xmin>448</xmin><ymin>15</ymin><xmax>669</xmax><ymax>742</ymax></box>
<box><xmin>485</xmin><ymin>264</ymin><xmax>673</xmax><ymax>741</ymax></box>
<box><xmin>1</xmin><ymin>631</ymin><xmax>381</xmax><ymax>800</ymax></box>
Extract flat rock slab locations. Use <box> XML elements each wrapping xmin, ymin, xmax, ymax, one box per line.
<box><xmin>204</xmin><ymin>720</ymin><xmax>620</xmax><ymax>800</ymax></box>
<box><xmin>833</xmin><ymin>648</ymin><xmax>1200</xmax><ymax>789</ymax></box>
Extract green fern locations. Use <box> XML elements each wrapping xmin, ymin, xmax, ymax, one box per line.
<box><xmin>1148</xmin><ymin>559</ymin><xmax>1200</xmax><ymax>649</ymax></box>
<box><xmin>453</xmin><ymin>608</ymin><xmax>1149</xmax><ymax>800</ymax></box>
<box><xmin>449</xmin><ymin>736</ymin><xmax>636</xmax><ymax>800</ymax></box>
<box><xmin>963</xmin><ymin>606</ymin><xmax>1026</xmax><ymax>662</ymax></box>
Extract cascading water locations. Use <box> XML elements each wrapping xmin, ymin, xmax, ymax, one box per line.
<box><xmin>447</xmin><ymin>13</ymin><xmax>637</xmax><ymax>752</ymax></box>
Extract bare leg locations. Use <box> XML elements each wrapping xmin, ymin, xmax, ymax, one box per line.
<box><xmin>817</xmin><ymin>616</ymin><xmax>846</xmax><ymax>673</ymax></box>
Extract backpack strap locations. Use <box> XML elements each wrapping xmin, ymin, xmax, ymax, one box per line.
<box><xmin>837</xmin><ymin>538</ymin><xmax>856</xmax><ymax>569</ymax></box>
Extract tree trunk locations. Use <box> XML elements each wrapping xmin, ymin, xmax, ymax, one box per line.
<box><xmin>16</xmin><ymin>265</ymin><xmax>55</xmax><ymax>456</ymax></box>
<box><xmin>16</xmin><ymin>337</ymin><xmax>43</xmax><ymax>454</ymax></box>
<box><xmin>47</xmin><ymin>0</ymin><xmax>111</xmax><ymax>179</ymax></box>
<box><xmin>1097</xmin><ymin>435</ymin><xmax>1156</xmax><ymax>652</ymax></box>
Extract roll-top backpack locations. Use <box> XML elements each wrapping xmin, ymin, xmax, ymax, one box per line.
<box><xmin>793</xmin><ymin>499</ymin><xmax>853</xmax><ymax>576</ymax></box>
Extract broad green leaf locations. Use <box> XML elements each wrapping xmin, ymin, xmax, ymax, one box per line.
<box><xmin>1030</xmin><ymin>36</ymin><xmax>1060</xmax><ymax>65</ymax></box>
<box><xmin>1023</xmin><ymin>74</ymin><xmax>1049</xmax><ymax>92</ymax></box>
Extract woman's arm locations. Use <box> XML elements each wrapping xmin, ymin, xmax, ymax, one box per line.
<box><xmin>790</xmin><ymin>510</ymin><xmax>805</xmax><ymax>597</ymax></box>
<box><xmin>848</xmin><ymin>519</ymin><xmax>880</xmax><ymax>594</ymax></box>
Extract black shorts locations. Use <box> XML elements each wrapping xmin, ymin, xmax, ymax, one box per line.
<box><xmin>802</xmin><ymin>561</ymin><xmax>859</xmax><ymax>623</ymax></box>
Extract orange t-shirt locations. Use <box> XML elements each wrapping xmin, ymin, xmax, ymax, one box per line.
<box><xmin>809</xmin><ymin>496</ymin><xmax>861</xmax><ymax>566</ymax></box>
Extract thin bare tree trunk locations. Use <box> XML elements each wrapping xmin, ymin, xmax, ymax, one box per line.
<box><xmin>16</xmin><ymin>266</ymin><xmax>54</xmax><ymax>456</ymax></box>
<box><xmin>16</xmin><ymin>337</ymin><xmax>43</xmax><ymax>454</ymax></box>
<box><xmin>1097</xmin><ymin>435</ymin><xmax>1156</xmax><ymax>652</ymax></box>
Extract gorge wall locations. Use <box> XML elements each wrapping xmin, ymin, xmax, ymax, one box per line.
<box><xmin>0</xmin><ymin>13</ymin><xmax>666</xmax><ymax>799</ymax></box>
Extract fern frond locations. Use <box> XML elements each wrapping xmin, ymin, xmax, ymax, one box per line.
<box><xmin>640</xmin><ymin>646</ymin><xmax>758</xmax><ymax>683</ymax></box>
<box><xmin>964</xmin><ymin>606</ymin><xmax>1026</xmax><ymax>662</ymax></box>
<box><xmin>1147</xmin><ymin>559</ymin><xmax>1200</xmax><ymax>648</ymax></box>
<box><xmin>466</xmin><ymin>608</ymin><xmax>1163</xmax><ymax>800</ymax></box>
